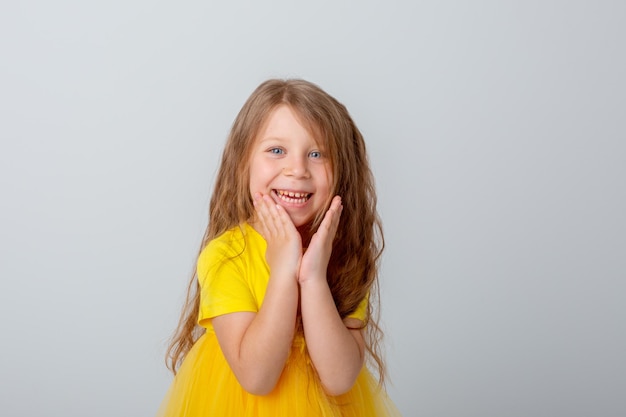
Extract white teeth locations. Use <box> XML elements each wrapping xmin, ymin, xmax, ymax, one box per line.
<box><xmin>275</xmin><ymin>190</ymin><xmax>310</xmax><ymax>204</ymax></box>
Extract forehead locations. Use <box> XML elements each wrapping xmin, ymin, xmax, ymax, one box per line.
<box><xmin>255</xmin><ymin>105</ymin><xmax>325</xmax><ymax>146</ymax></box>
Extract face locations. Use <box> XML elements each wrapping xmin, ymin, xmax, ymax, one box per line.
<box><xmin>248</xmin><ymin>105</ymin><xmax>333</xmax><ymax>228</ymax></box>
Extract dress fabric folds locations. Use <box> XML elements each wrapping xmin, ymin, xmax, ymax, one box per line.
<box><xmin>157</xmin><ymin>223</ymin><xmax>402</xmax><ymax>416</ymax></box>
<box><xmin>157</xmin><ymin>332</ymin><xmax>401</xmax><ymax>417</ymax></box>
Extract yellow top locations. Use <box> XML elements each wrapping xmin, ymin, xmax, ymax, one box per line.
<box><xmin>157</xmin><ymin>223</ymin><xmax>401</xmax><ymax>416</ymax></box>
<box><xmin>196</xmin><ymin>222</ymin><xmax>367</xmax><ymax>330</ymax></box>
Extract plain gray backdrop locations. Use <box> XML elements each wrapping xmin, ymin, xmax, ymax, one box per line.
<box><xmin>1</xmin><ymin>1</ymin><xmax>624</xmax><ymax>416</ymax></box>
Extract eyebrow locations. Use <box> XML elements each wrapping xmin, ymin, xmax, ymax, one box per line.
<box><xmin>258</xmin><ymin>136</ymin><xmax>287</xmax><ymax>143</ymax></box>
<box><xmin>256</xmin><ymin>136</ymin><xmax>326</xmax><ymax>151</ymax></box>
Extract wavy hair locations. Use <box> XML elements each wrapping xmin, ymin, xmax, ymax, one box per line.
<box><xmin>165</xmin><ymin>79</ymin><xmax>386</xmax><ymax>384</ymax></box>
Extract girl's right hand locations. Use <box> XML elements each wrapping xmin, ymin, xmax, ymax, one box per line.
<box><xmin>253</xmin><ymin>192</ymin><xmax>302</xmax><ymax>280</ymax></box>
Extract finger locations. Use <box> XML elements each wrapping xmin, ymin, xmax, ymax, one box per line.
<box><xmin>320</xmin><ymin>196</ymin><xmax>343</xmax><ymax>233</ymax></box>
<box><xmin>330</xmin><ymin>195</ymin><xmax>342</xmax><ymax>209</ymax></box>
<box><xmin>274</xmin><ymin>203</ymin><xmax>298</xmax><ymax>234</ymax></box>
<box><xmin>252</xmin><ymin>193</ymin><xmax>271</xmax><ymax>238</ymax></box>
<box><xmin>261</xmin><ymin>194</ymin><xmax>285</xmax><ymax>236</ymax></box>
<box><xmin>328</xmin><ymin>201</ymin><xmax>343</xmax><ymax>238</ymax></box>
<box><xmin>254</xmin><ymin>193</ymin><xmax>280</xmax><ymax>238</ymax></box>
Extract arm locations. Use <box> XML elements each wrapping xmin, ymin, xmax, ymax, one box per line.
<box><xmin>212</xmin><ymin>277</ymin><xmax>298</xmax><ymax>395</ymax></box>
<box><xmin>300</xmin><ymin>281</ymin><xmax>365</xmax><ymax>395</ymax></box>
<box><xmin>212</xmin><ymin>193</ymin><xmax>301</xmax><ymax>395</ymax></box>
<box><xmin>299</xmin><ymin>196</ymin><xmax>365</xmax><ymax>395</ymax></box>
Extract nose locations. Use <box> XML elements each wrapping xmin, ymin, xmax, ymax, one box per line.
<box><xmin>283</xmin><ymin>155</ymin><xmax>310</xmax><ymax>178</ymax></box>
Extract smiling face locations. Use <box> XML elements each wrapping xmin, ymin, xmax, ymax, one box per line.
<box><xmin>248</xmin><ymin>105</ymin><xmax>333</xmax><ymax>228</ymax></box>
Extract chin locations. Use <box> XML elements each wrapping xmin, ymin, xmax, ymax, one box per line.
<box><xmin>286</xmin><ymin>214</ymin><xmax>311</xmax><ymax>229</ymax></box>
<box><xmin>290</xmin><ymin>217</ymin><xmax>309</xmax><ymax>229</ymax></box>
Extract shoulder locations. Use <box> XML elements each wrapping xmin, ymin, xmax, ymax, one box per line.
<box><xmin>197</xmin><ymin>223</ymin><xmax>266</xmax><ymax>277</ymax></box>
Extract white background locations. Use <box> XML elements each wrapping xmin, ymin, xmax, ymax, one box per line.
<box><xmin>1</xmin><ymin>1</ymin><xmax>625</xmax><ymax>416</ymax></box>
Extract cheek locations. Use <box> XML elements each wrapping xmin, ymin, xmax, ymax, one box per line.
<box><xmin>248</xmin><ymin>160</ymin><xmax>273</xmax><ymax>192</ymax></box>
<box><xmin>247</xmin><ymin>165</ymin><xmax>258</xmax><ymax>194</ymax></box>
<box><xmin>248</xmin><ymin>175</ymin><xmax>260</xmax><ymax>195</ymax></box>
<box><xmin>320</xmin><ymin>166</ymin><xmax>334</xmax><ymax>195</ymax></box>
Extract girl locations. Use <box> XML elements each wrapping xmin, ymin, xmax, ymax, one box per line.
<box><xmin>157</xmin><ymin>79</ymin><xmax>401</xmax><ymax>416</ymax></box>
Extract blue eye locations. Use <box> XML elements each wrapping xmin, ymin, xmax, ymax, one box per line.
<box><xmin>269</xmin><ymin>148</ymin><xmax>284</xmax><ymax>155</ymax></box>
<box><xmin>309</xmin><ymin>151</ymin><xmax>322</xmax><ymax>158</ymax></box>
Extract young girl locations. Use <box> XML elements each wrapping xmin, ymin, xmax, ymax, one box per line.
<box><xmin>157</xmin><ymin>79</ymin><xmax>401</xmax><ymax>416</ymax></box>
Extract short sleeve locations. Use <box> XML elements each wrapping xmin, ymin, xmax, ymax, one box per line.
<box><xmin>196</xmin><ymin>238</ymin><xmax>258</xmax><ymax>328</ymax></box>
<box><xmin>346</xmin><ymin>293</ymin><xmax>369</xmax><ymax>322</ymax></box>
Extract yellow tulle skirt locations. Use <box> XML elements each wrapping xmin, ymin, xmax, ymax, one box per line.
<box><xmin>157</xmin><ymin>331</ymin><xmax>401</xmax><ymax>416</ymax></box>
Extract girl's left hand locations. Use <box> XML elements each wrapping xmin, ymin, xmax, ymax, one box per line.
<box><xmin>299</xmin><ymin>196</ymin><xmax>343</xmax><ymax>283</ymax></box>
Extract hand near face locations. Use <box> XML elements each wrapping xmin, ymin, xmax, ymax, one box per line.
<box><xmin>254</xmin><ymin>193</ymin><xmax>342</xmax><ymax>283</ymax></box>
<box><xmin>299</xmin><ymin>196</ymin><xmax>343</xmax><ymax>283</ymax></box>
<box><xmin>253</xmin><ymin>192</ymin><xmax>302</xmax><ymax>281</ymax></box>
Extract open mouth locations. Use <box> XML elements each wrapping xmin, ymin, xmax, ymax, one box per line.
<box><xmin>273</xmin><ymin>189</ymin><xmax>312</xmax><ymax>204</ymax></box>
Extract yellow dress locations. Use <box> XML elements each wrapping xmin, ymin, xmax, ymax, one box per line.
<box><xmin>157</xmin><ymin>223</ymin><xmax>401</xmax><ymax>416</ymax></box>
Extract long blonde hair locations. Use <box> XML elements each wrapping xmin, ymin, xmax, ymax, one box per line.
<box><xmin>166</xmin><ymin>79</ymin><xmax>386</xmax><ymax>383</ymax></box>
